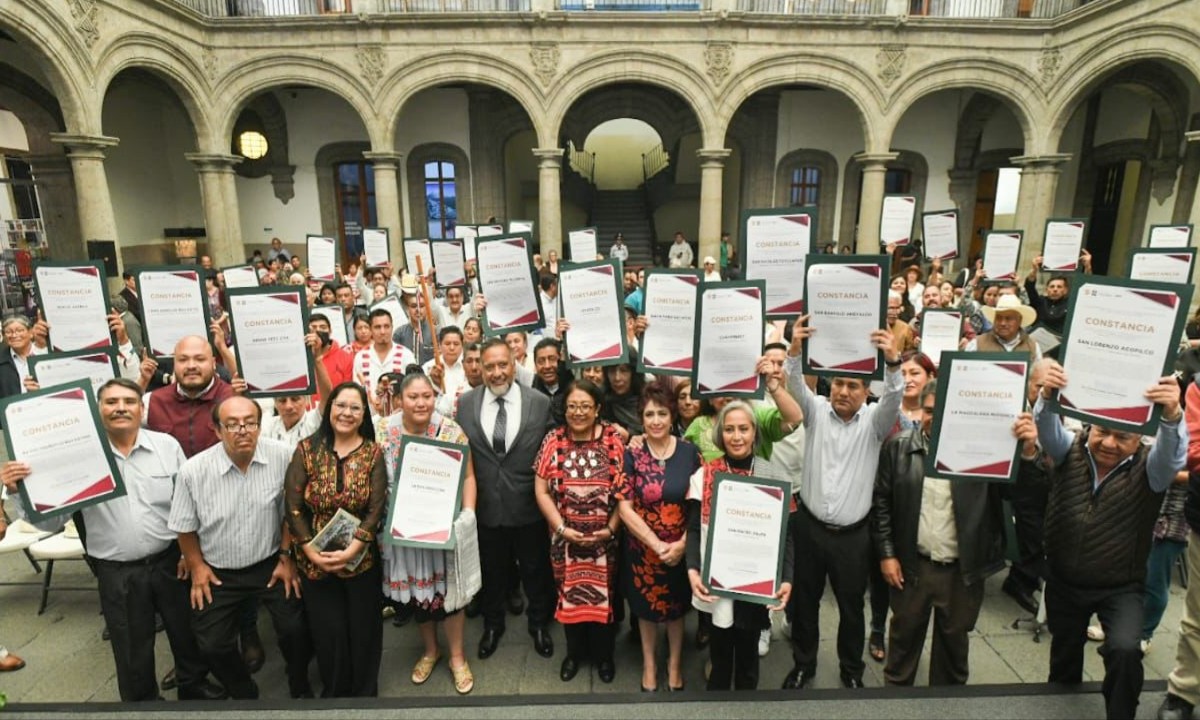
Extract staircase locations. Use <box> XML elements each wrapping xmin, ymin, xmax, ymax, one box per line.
<box><xmin>590</xmin><ymin>189</ymin><xmax>657</xmax><ymax>268</ymax></box>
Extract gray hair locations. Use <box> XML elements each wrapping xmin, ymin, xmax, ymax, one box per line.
<box><xmin>2</xmin><ymin>315</ymin><xmax>32</xmax><ymax>332</ymax></box>
<box><xmin>888</xmin><ymin>290</ymin><xmax>903</xmax><ymax>304</ymax></box>
<box><xmin>711</xmin><ymin>399</ymin><xmax>761</xmax><ymax>457</ymax></box>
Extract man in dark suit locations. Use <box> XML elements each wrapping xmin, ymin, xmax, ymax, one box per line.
<box><xmin>456</xmin><ymin>336</ymin><xmax>556</xmax><ymax>660</ymax></box>
<box><xmin>120</xmin><ymin>272</ymin><xmax>143</xmax><ymax>325</ymax></box>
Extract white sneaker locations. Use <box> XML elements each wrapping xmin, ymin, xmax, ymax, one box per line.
<box><xmin>1087</xmin><ymin>624</ymin><xmax>1105</xmax><ymax>642</ymax></box>
<box><xmin>758</xmin><ymin>628</ymin><xmax>771</xmax><ymax>657</ymax></box>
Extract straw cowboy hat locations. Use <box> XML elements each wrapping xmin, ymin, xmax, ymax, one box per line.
<box><xmin>399</xmin><ymin>272</ymin><xmax>419</xmax><ymax>295</ymax></box>
<box><xmin>981</xmin><ymin>294</ymin><xmax>1037</xmax><ymax>327</ymax></box>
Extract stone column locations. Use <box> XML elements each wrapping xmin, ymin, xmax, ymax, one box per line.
<box><xmin>533</xmin><ymin>147</ymin><xmax>563</xmax><ymax>256</ymax></box>
<box><xmin>24</xmin><ymin>153</ymin><xmax>82</xmax><ymax>260</ymax></box>
<box><xmin>697</xmin><ymin>148</ymin><xmax>731</xmax><ymax>264</ymax></box>
<box><xmin>1185</xmin><ymin>132</ymin><xmax>1200</xmax><ymax>303</ymax></box>
<box><xmin>49</xmin><ymin>133</ymin><xmax>121</xmax><ymax>282</ymax></box>
<box><xmin>946</xmin><ymin>168</ymin><xmax>977</xmax><ymax>261</ymax></box>
<box><xmin>1010</xmin><ymin>153</ymin><xmax>1071</xmax><ymax>274</ymax></box>
<box><xmin>185</xmin><ymin>153</ymin><xmax>245</xmax><ymax>268</ymax></box>
<box><xmin>364</xmin><ymin>151</ymin><xmax>404</xmax><ymax>269</ymax></box>
<box><xmin>853</xmin><ymin>151</ymin><xmax>898</xmax><ymax>255</ymax></box>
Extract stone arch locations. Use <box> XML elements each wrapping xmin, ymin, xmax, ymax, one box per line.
<box><xmin>0</xmin><ymin>3</ymin><xmax>93</xmax><ymax>132</ymax></box>
<box><xmin>95</xmin><ymin>34</ymin><xmax>213</xmax><ymax>144</ymax></box>
<box><xmin>559</xmin><ymin>85</ymin><xmax>699</xmax><ymax>168</ymax></box>
<box><xmin>774</xmin><ymin>149</ymin><xmax>839</xmax><ymax>249</ymax></box>
<box><xmin>406</xmin><ymin>143</ymin><xmax>473</xmax><ymax>237</ymax></box>
<box><xmin>839</xmin><ymin>149</ymin><xmax>929</xmax><ymax>249</ymax></box>
<box><xmin>315</xmin><ymin>141</ymin><xmax>372</xmax><ymax>242</ymax></box>
<box><xmin>0</xmin><ymin>64</ymin><xmax>66</xmax><ymax>150</ymax></box>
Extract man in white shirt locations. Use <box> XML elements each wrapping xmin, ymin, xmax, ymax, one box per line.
<box><xmin>667</xmin><ymin>231</ymin><xmax>694</xmax><ymax>268</ymax></box>
<box><xmin>426</xmin><ymin>325</ymin><xmax>467</xmax><ymax>411</ymax></box>
<box><xmin>609</xmin><ymin>233</ymin><xmax>629</xmax><ymax>262</ymax></box>
<box><xmin>353</xmin><ymin>308</ymin><xmax>417</xmax><ymax>416</ymax></box>
<box><xmin>435</xmin><ymin>285</ymin><xmax>474</xmax><ymax>331</ymax></box>
<box><xmin>536</xmin><ymin>275</ymin><xmax>559</xmax><ymax>339</ymax></box>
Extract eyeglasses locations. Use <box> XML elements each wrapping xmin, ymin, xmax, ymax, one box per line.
<box><xmin>566</xmin><ymin>403</ymin><xmax>596</xmax><ymax>414</ymax></box>
<box><xmin>333</xmin><ymin>402</ymin><xmax>365</xmax><ymax>416</ymax></box>
<box><xmin>221</xmin><ymin>422</ymin><xmax>260</xmax><ymax>434</ymax></box>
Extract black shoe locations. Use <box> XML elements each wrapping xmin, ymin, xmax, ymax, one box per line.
<box><xmin>240</xmin><ymin>631</ymin><xmax>265</xmax><ymax>674</ymax></box>
<box><xmin>155</xmin><ymin>614</ymin><xmax>165</xmax><ymax>633</ymax></box>
<box><xmin>391</xmin><ymin>602</ymin><xmax>414</xmax><ymax>628</ymax></box>
<box><xmin>177</xmin><ymin>680</ymin><xmax>227</xmax><ymax>701</ymax></box>
<box><xmin>782</xmin><ymin>666</ymin><xmax>815</xmax><ymax>690</ymax></box>
<box><xmin>1002</xmin><ymin>576</ymin><xmax>1038</xmax><ymax>615</ymax></box>
<box><xmin>478</xmin><ymin>627</ymin><xmax>505</xmax><ymax>659</ymax></box>
<box><xmin>560</xmin><ymin>657</ymin><xmax>579</xmax><ymax>681</ymax></box>
<box><xmin>1159</xmin><ymin>694</ymin><xmax>1196</xmax><ymax>720</ymax></box>
<box><xmin>507</xmin><ymin>589</ymin><xmax>525</xmax><ymax>616</ymax></box>
<box><xmin>102</xmin><ymin>625</ymin><xmax>111</xmax><ymax>642</ymax></box>
<box><xmin>531</xmin><ymin>627</ymin><xmax>555</xmax><ymax>658</ymax></box>
<box><xmin>291</xmin><ymin>688</ymin><xmax>314</xmax><ymax>699</ymax></box>
<box><xmin>465</xmin><ymin>596</ymin><xmax>481</xmax><ymax>619</ymax></box>
<box><xmin>840</xmin><ymin>673</ymin><xmax>865</xmax><ymax>689</ymax></box>
<box><xmin>629</xmin><ymin>617</ymin><xmax>641</xmax><ymax>643</ymax></box>
<box><xmin>160</xmin><ymin>667</ymin><xmax>177</xmax><ymax>692</ymax></box>
<box><xmin>597</xmin><ymin>660</ymin><xmax>615</xmax><ymax>683</ymax></box>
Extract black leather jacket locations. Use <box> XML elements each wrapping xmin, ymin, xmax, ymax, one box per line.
<box><xmin>872</xmin><ymin>428</ymin><xmax>1043</xmax><ymax>586</ymax></box>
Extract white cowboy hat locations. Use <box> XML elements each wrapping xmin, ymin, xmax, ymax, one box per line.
<box><xmin>981</xmin><ymin>293</ymin><xmax>1037</xmax><ymax>328</ymax></box>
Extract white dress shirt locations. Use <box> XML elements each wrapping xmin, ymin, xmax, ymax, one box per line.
<box><xmin>261</xmin><ymin>409</ymin><xmax>322</xmax><ymax>448</ymax></box>
<box><xmin>480</xmin><ymin>384</ymin><xmax>521</xmax><ymax>451</ymax></box>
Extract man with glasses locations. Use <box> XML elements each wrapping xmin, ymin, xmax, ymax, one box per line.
<box><xmin>169</xmin><ymin>396</ymin><xmax>312</xmax><ymax>700</ymax></box>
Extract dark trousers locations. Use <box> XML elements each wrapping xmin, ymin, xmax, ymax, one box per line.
<box><xmin>708</xmin><ymin>624</ymin><xmax>760</xmax><ymax>690</ymax></box>
<box><xmin>1007</xmin><ymin>479</ymin><xmax>1048</xmax><ymax>591</ymax></box>
<box><xmin>563</xmin><ymin>621</ymin><xmax>615</xmax><ymax>664</ymax></box>
<box><xmin>1045</xmin><ymin>578</ymin><xmax>1145</xmax><ymax>720</ymax></box>
<box><xmin>93</xmin><ymin>545</ymin><xmax>207</xmax><ymax>701</ymax></box>
<box><xmin>301</xmin><ymin>563</ymin><xmax>382</xmax><ymax>698</ymax></box>
<box><xmin>868</xmin><ymin>542</ymin><xmax>891</xmax><ymax>636</ymax></box>
<box><xmin>191</xmin><ymin>557</ymin><xmax>312</xmax><ymax>699</ymax></box>
<box><xmin>1143</xmin><ymin>539</ymin><xmax>1187</xmax><ymax>639</ymax></box>
<box><xmin>884</xmin><ymin>556</ymin><xmax>985</xmax><ymax>686</ymax></box>
<box><xmin>790</xmin><ymin>504</ymin><xmax>870</xmax><ymax>680</ymax></box>
<box><xmin>478</xmin><ymin>522</ymin><xmax>554</xmax><ymax>633</ymax></box>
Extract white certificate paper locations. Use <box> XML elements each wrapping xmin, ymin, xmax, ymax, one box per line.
<box><xmin>454</xmin><ymin>225</ymin><xmax>479</xmax><ymax>262</ymax></box>
<box><xmin>384</xmin><ymin>436</ymin><xmax>466</xmax><ymax>549</ymax></box>
<box><xmin>983</xmin><ymin>231</ymin><xmax>1022</xmax><ymax>282</ymax></box>
<box><xmin>431</xmin><ymin>239</ymin><xmax>466</xmax><ymax>287</ymax></box>
<box><xmin>1148</xmin><ymin>225</ymin><xmax>1192</xmax><ymax>249</ymax></box>
<box><xmin>475</xmin><ymin>236</ymin><xmax>543</xmax><ymax>335</ymax></box>
<box><xmin>136</xmin><ymin>267</ymin><xmax>209</xmax><ymax>357</ymax></box>
<box><xmin>1054</xmin><ymin>279</ymin><xmax>1190</xmax><ymax>432</ymax></box>
<box><xmin>918</xmin><ymin>309</ymin><xmax>962</xmax><ymax>368</ymax></box>
<box><xmin>508</xmin><ymin>220</ymin><xmax>535</xmax><ymax>235</ymax></box>
<box><xmin>693</xmin><ymin>282</ymin><xmax>764</xmax><ymax>398</ymax></box>
<box><xmin>29</xmin><ymin>348</ymin><xmax>119</xmax><ymax>394</ymax></box>
<box><xmin>568</xmin><ymin>228</ymin><xmax>598</xmax><ymax>262</ymax></box>
<box><xmin>221</xmin><ymin>265</ymin><xmax>260</xmax><ymax>290</ymax></box>
<box><xmin>404</xmin><ymin>238</ymin><xmax>433</xmax><ymax>276</ymax></box>
<box><xmin>922</xmin><ymin>210</ymin><xmax>959</xmax><ymax>261</ymax></box>
<box><xmin>803</xmin><ymin>259</ymin><xmax>886</xmax><ymax>378</ymax></box>
<box><xmin>703</xmin><ymin>473</ymin><xmax>789</xmax><ymax>604</ymax></box>
<box><xmin>34</xmin><ymin>263</ymin><xmax>111</xmax><ymax>352</ymax></box>
<box><xmin>306</xmin><ymin>235</ymin><xmax>337</xmax><ymax>282</ymax></box>
<box><xmin>370</xmin><ymin>294</ymin><xmax>406</xmax><ymax>329</ymax></box>
<box><xmin>310</xmin><ymin>305</ymin><xmax>349</xmax><ymax>347</ymax></box>
<box><xmin>880</xmin><ymin>195</ymin><xmax>917</xmax><ymax>247</ymax></box>
<box><xmin>928</xmin><ymin>353</ymin><xmax>1027</xmax><ymax>482</ymax></box>
<box><xmin>1129</xmin><ymin>250</ymin><xmax>1195</xmax><ymax>286</ymax></box>
<box><xmin>363</xmin><ymin>227</ymin><xmax>390</xmax><ymax>268</ymax></box>
<box><xmin>1041</xmin><ymin>220</ymin><xmax>1086</xmax><ymax>271</ymax></box>
<box><xmin>742</xmin><ymin>210</ymin><xmax>811</xmax><ymax>317</ymax></box>
<box><xmin>3</xmin><ymin>382</ymin><xmax>124</xmax><ymax>521</ymax></box>
<box><xmin>228</xmin><ymin>289</ymin><xmax>314</xmax><ymax>397</ymax></box>
<box><xmin>560</xmin><ymin>261</ymin><xmax>626</xmax><ymax>367</ymax></box>
<box><xmin>640</xmin><ymin>270</ymin><xmax>700</xmax><ymax>375</ymax></box>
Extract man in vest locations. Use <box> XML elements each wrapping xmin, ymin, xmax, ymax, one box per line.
<box><xmin>1036</xmin><ymin>359</ymin><xmax>1187</xmax><ymax>719</ymax></box>
<box><xmin>965</xmin><ymin>293</ymin><xmax>1042</xmax><ymax>359</ymax></box>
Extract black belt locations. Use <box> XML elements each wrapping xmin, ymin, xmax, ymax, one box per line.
<box><xmin>92</xmin><ymin>541</ymin><xmax>179</xmax><ymax>569</ymax></box>
<box><xmin>918</xmin><ymin>553</ymin><xmax>958</xmax><ymax>567</ymax></box>
<box><xmin>800</xmin><ymin>503</ymin><xmax>868</xmax><ymax>534</ymax></box>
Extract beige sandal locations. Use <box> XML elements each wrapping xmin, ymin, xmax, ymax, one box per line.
<box><xmin>450</xmin><ymin>660</ymin><xmax>474</xmax><ymax>694</ymax></box>
<box><xmin>411</xmin><ymin>653</ymin><xmax>441</xmax><ymax>684</ymax></box>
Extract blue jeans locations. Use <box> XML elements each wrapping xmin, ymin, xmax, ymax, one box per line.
<box><xmin>1143</xmin><ymin>538</ymin><xmax>1187</xmax><ymax>640</ymax></box>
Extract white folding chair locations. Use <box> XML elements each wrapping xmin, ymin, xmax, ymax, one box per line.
<box><xmin>27</xmin><ymin>520</ymin><xmax>93</xmax><ymax>615</ymax></box>
<box><xmin>0</xmin><ymin>517</ymin><xmax>52</xmax><ymax>581</ymax></box>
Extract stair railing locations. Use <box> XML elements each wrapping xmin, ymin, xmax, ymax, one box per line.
<box><xmin>641</xmin><ymin>144</ymin><xmax>669</xmax><ymax>183</ymax></box>
<box><xmin>568</xmin><ymin>144</ymin><xmax>596</xmax><ymax>185</ymax></box>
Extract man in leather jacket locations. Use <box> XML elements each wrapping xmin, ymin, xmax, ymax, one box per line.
<box><xmin>872</xmin><ymin>378</ymin><xmax>1043</xmax><ymax>685</ymax></box>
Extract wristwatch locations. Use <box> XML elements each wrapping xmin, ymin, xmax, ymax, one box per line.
<box><xmin>278</xmin><ymin>547</ymin><xmax>294</xmax><ymax>560</ymax></box>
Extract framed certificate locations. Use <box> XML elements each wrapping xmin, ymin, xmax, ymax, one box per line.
<box><xmin>134</xmin><ymin>266</ymin><xmax>211</xmax><ymax>358</ymax></box>
<box><xmin>917</xmin><ymin>308</ymin><xmax>963</xmax><ymax>368</ymax></box>
<box><xmin>29</xmin><ymin>347</ymin><xmax>120</xmax><ymax>394</ymax></box>
<box><xmin>362</xmin><ymin>227</ymin><xmax>390</xmax><ymax>269</ymax></box>
<box><xmin>692</xmin><ymin>280</ymin><xmax>765</xmax><ymax>400</ymax></box>
<box><xmin>926</xmin><ymin>352</ymin><xmax>1029</xmax><ymax>483</ymax></box>
<box><xmin>33</xmin><ymin>260</ymin><xmax>113</xmax><ymax>352</ymax></box>
<box><xmin>1128</xmin><ymin>248</ymin><xmax>1196</xmax><ymax>285</ymax></box>
<box><xmin>477</xmin><ymin>224</ymin><xmax>505</xmax><ymax>237</ymax></box>
<box><xmin>1147</xmin><ymin>224</ymin><xmax>1193</xmax><ymax>249</ymax></box>
<box><xmin>982</xmin><ymin>230</ymin><xmax>1023</xmax><ymax>282</ymax></box>
<box><xmin>474</xmin><ymin>233</ymin><xmax>544</xmax><ymax>337</ymax></box>
<box><xmin>382</xmin><ymin>435</ymin><xmax>468</xmax><ymax>550</ymax></box>
<box><xmin>1047</xmin><ymin>276</ymin><xmax>1193</xmax><ymax>434</ymax></box>
<box><xmin>802</xmin><ymin>255</ymin><xmax>890</xmax><ymax>380</ymax></box>
<box><xmin>921</xmin><ymin>209</ymin><xmax>959</xmax><ymax>261</ymax></box>
<box><xmin>310</xmin><ymin>304</ymin><xmax>349</xmax><ymax>347</ymax></box>
<box><xmin>370</xmin><ymin>294</ymin><xmax>407</xmax><ymax>329</ymax></box>
<box><xmin>306</xmin><ymin>234</ymin><xmax>337</xmax><ymax>283</ymax></box>
<box><xmin>507</xmin><ymin>220</ymin><xmax>535</xmax><ymax>235</ymax></box>
<box><xmin>567</xmin><ymin>227</ymin><xmax>599</xmax><ymax>262</ymax></box>
<box><xmin>221</xmin><ymin>264</ymin><xmax>260</xmax><ymax>290</ymax></box>
<box><xmin>739</xmin><ymin>207</ymin><xmax>815</xmax><ymax>319</ymax></box>
<box><xmin>454</xmin><ymin>225</ymin><xmax>479</xmax><ymax>262</ymax></box>
<box><xmin>431</xmin><ymin>239</ymin><xmax>467</xmax><ymax>288</ymax></box>
<box><xmin>702</xmin><ymin>472</ymin><xmax>790</xmax><ymax>605</ymax></box>
<box><xmin>638</xmin><ymin>269</ymin><xmax>701</xmax><ymax>376</ymax></box>
<box><xmin>226</xmin><ymin>287</ymin><xmax>315</xmax><ymax>398</ymax></box>
<box><xmin>1041</xmin><ymin>218</ymin><xmax>1087</xmax><ymax>272</ymax></box>
<box><xmin>403</xmin><ymin>238</ymin><xmax>433</xmax><ymax>276</ymax></box>
<box><xmin>1</xmin><ymin>381</ymin><xmax>125</xmax><ymax>522</ymax></box>
<box><xmin>559</xmin><ymin>259</ymin><xmax>628</xmax><ymax>368</ymax></box>
<box><xmin>880</xmin><ymin>194</ymin><xmax>917</xmax><ymax>247</ymax></box>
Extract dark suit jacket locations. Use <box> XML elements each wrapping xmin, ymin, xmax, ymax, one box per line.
<box><xmin>119</xmin><ymin>287</ymin><xmax>143</xmax><ymax>324</ymax></box>
<box><xmin>457</xmin><ymin>383</ymin><xmax>554</xmax><ymax>528</ymax></box>
<box><xmin>0</xmin><ymin>343</ymin><xmax>27</xmax><ymax>429</ymax></box>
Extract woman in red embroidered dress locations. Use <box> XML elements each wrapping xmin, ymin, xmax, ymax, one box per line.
<box><xmin>534</xmin><ymin>379</ymin><xmax>626</xmax><ymax>685</ymax></box>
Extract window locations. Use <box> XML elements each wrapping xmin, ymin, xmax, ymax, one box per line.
<box><xmin>884</xmin><ymin>168</ymin><xmax>913</xmax><ymax>194</ymax></box>
<box><xmin>424</xmin><ymin>161</ymin><xmax>457</xmax><ymax>239</ymax></box>
<box><xmin>3</xmin><ymin>158</ymin><xmax>40</xmax><ymax>220</ymax></box>
<box><xmin>334</xmin><ymin>161</ymin><xmax>376</xmax><ymax>262</ymax></box>
<box><xmin>789</xmin><ymin>166</ymin><xmax>821</xmax><ymax>206</ymax></box>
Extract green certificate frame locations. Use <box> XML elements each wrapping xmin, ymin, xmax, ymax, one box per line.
<box><xmin>559</xmin><ymin>258</ymin><xmax>630</xmax><ymax>369</ymax></box>
<box><xmin>362</xmin><ymin>227</ymin><xmax>391</xmax><ymax>269</ymax></box>
<box><xmin>921</xmin><ymin>208</ymin><xmax>960</xmax><ymax>262</ymax></box>
<box><xmin>382</xmin><ymin>434</ymin><xmax>468</xmax><ymax>550</ymax></box>
<box><xmin>132</xmin><ymin>264</ymin><xmax>212</xmax><ymax>358</ymax></box>
<box><xmin>701</xmin><ymin>472</ymin><xmax>790</xmax><ymax>606</ymax></box>
<box><xmin>1127</xmin><ymin>247</ymin><xmax>1197</xmax><ymax>286</ymax></box>
<box><xmin>474</xmin><ymin>232</ymin><xmax>545</xmax><ymax>338</ymax></box>
<box><xmin>225</xmin><ymin>286</ymin><xmax>316</xmax><ymax>398</ymax></box>
<box><xmin>801</xmin><ymin>254</ymin><xmax>890</xmax><ymax>381</ymax></box>
<box><xmin>637</xmin><ymin>268</ymin><xmax>701</xmax><ymax>376</ymax></box>
<box><xmin>1147</xmin><ymin>224</ymin><xmax>1194</xmax><ymax>249</ymax></box>
<box><xmin>880</xmin><ymin>194</ymin><xmax>918</xmax><ymax>247</ymax></box>
<box><xmin>220</xmin><ymin>264</ymin><xmax>260</xmax><ymax>289</ymax></box>
<box><xmin>1</xmin><ymin>380</ymin><xmax>126</xmax><ymax>522</ymax></box>
<box><xmin>567</xmin><ymin>226</ymin><xmax>600</xmax><ymax>262</ymax></box>
<box><xmin>738</xmin><ymin>207</ymin><xmax>817</xmax><ymax>319</ymax></box>
<box><xmin>32</xmin><ymin>259</ymin><xmax>115</xmax><ymax>352</ymax></box>
<box><xmin>691</xmin><ymin>279</ymin><xmax>766</xmax><ymax>401</ymax></box>
<box><xmin>1040</xmin><ymin>217</ymin><xmax>1088</xmax><ymax>272</ymax></box>
<box><xmin>29</xmin><ymin>346</ymin><xmax>121</xmax><ymax>395</ymax></box>
<box><xmin>981</xmin><ymin>230</ymin><xmax>1023</xmax><ymax>284</ymax></box>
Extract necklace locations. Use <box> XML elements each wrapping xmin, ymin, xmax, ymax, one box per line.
<box><xmin>646</xmin><ymin>437</ymin><xmax>673</xmax><ymax>468</ymax></box>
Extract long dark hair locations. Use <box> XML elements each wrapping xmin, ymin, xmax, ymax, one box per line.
<box><xmin>316</xmin><ymin>382</ymin><xmax>375</xmax><ymax>447</ymax></box>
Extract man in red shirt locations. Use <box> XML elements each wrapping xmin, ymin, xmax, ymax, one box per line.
<box><xmin>308</xmin><ymin>314</ymin><xmax>351</xmax><ymax>398</ymax></box>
